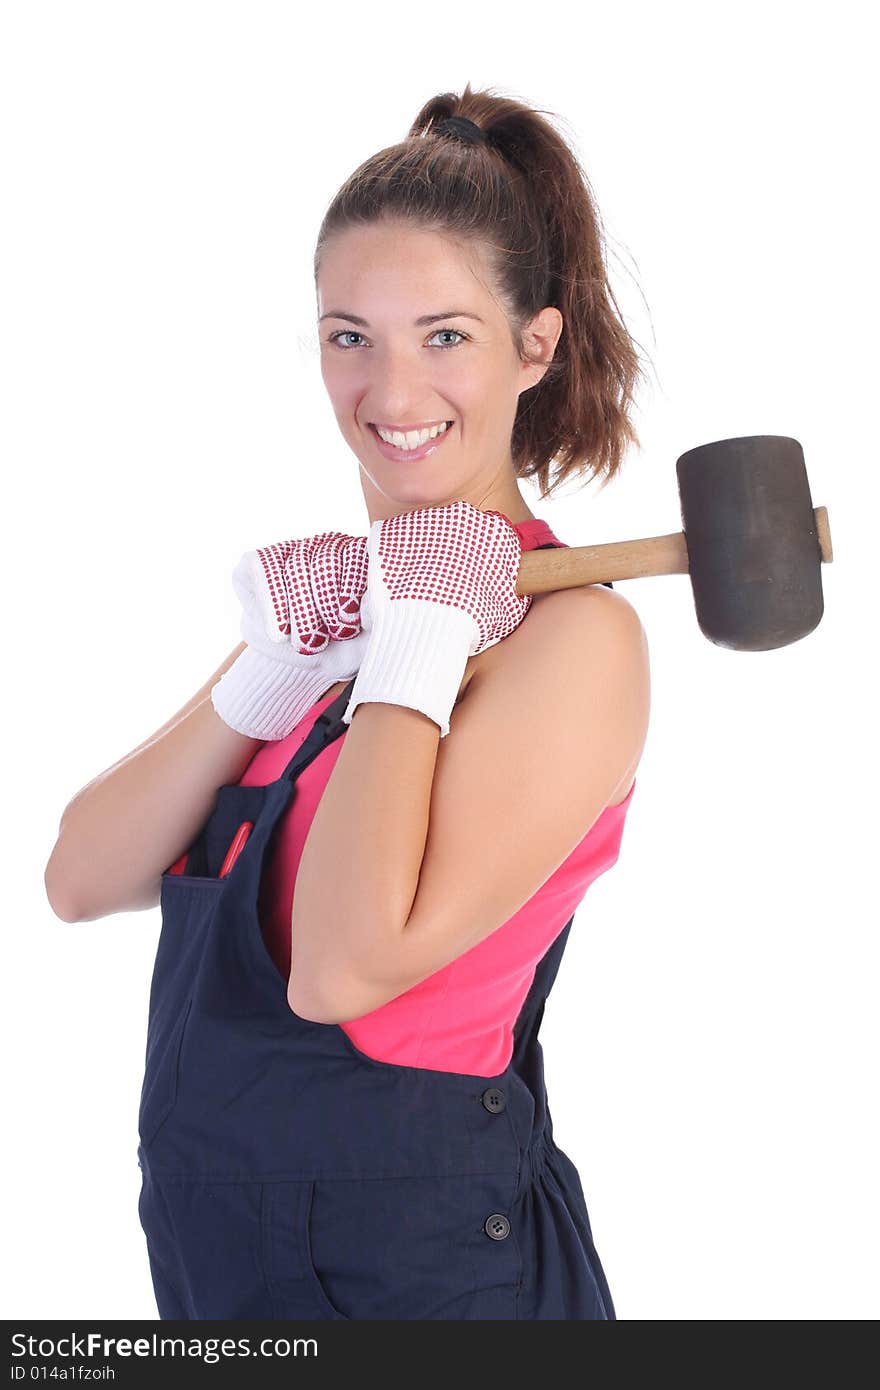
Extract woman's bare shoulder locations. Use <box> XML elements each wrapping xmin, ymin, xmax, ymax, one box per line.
<box><xmin>469</xmin><ymin>582</ymin><xmax>649</xmax><ymax>806</ymax></box>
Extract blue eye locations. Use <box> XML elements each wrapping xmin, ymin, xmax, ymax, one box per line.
<box><xmin>326</xmin><ymin>328</ymin><xmax>468</xmax><ymax>350</ymax></box>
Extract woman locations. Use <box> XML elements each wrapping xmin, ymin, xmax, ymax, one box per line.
<box><xmin>45</xmin><ymin>84</ymin><xmax>651</xmax><ymax>1320</ymax></box>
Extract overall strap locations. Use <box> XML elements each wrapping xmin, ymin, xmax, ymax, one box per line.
<box><xmin>279</xmin><ymin>679</ymin><xmax>356</xmax><ymax>783</ymax></box>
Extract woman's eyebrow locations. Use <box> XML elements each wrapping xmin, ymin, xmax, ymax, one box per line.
<box><xmin>318</xmin><ymin>310</ymin><xmax>485</xmax><ymax>326</ymax></box>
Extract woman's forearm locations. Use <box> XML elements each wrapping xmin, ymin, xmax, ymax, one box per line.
<box><xmin>44</xmin><ymin>642</ymin><xmax>264</xmax><ymax>921</ymax></box>
<box><xmin>289</xmin><ymin>700</ymin><xmax>440</xmax><ymax>1017</ymax></box>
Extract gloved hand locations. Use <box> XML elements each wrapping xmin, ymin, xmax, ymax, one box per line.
<box><xmin>211</xmin><ymin>531</ymin><xmax>370</xmax><ymax>740</ymax></box>
<box><xmin>343</xmin><ymin>501</ymin><xmax>531</xmax><ymax>737</ymax></box>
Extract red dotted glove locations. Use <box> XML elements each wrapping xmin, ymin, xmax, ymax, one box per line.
<box><xmin>211</xmin><ymin>531</ymin><xmax>370</xmax><ymax>740</ymax></box>
<box><xmin>344</xmin><ymin>501</ymin><xmax>531</xmax><ymax>737</ymax></box>
<box><xmin>243</xmin><ymin>532</ymin><xmax>369</xmax><ymax>652</ymax></box>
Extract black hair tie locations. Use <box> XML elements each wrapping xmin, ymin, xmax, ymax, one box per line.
<box><xmin>434</xmin><ymin>115</ymin><xmax>488</xmax><ymax>146</ymax></box>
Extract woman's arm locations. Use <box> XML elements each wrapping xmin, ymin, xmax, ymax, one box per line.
<box><xmin>289</xmin><ymin>700</ymin><xmax>441</xmax><ymax>1020</ymax></box>
<box><xmin>44</xmin><ymin>642</ymin><xmax>266</xmax><ymax>921</ymax></box>
<box><xmin>289</xmin><ymin>587</ymin><xmax>650</xmax><ymax>1023</ymax></box>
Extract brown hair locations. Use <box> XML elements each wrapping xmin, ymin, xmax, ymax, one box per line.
<box><xmin>313</xmin><ymin>83</ymin><xmax>651</xmax><ymax>501</ymax></box>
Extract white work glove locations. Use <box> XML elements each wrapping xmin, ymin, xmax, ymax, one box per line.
<box><xmin>343</xmin><ymin>501</ymin><xmax>531</xmax><ymax>738</ymax></box>
<box><xmin>211</xmin><ymin>531</ymin><xmax>371</xmax><ymax>740</ymax></box>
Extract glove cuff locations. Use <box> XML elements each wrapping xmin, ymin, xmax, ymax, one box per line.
<box><xmin>210</xmin><ymin>646</ymin><xmax>333</xmax><ymax>741</ymax></box>
<box><xmin>342</xmin><ymin>599</ymin><xmax>475</xmax><ymax>738</ymax></box>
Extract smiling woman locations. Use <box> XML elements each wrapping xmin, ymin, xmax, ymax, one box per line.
<box><xmin>124</xmin><ymin>81</ymin><xmax>653</xmax><ymax>1322</ymax></box>
<box><xmin>314</xmin><ymin>224</ymin><xmax>570</xmax><ymax>519</ymax></box>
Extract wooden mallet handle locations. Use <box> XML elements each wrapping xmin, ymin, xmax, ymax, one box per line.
<box><xmin>516</xmin><ymin>505</ymin><xmax>832</xmax><ymax>591</ymax></box>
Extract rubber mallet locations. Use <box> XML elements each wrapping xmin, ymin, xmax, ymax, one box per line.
<box><xmin>515</xmin><ymin>434</ymin><xmax>832</xmax><ymax>651</ymax></box>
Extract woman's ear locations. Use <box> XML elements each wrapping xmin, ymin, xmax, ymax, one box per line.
<box><xmin>521</xmin><ymin>305</ymin><xmax>563</xmax><ymax>388</ymax></box>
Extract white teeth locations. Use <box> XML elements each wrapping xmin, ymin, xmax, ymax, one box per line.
<box><xmin>376</xmin><ymin>421</ymin><xmax>450</xmax><ymax>449</ymax></box>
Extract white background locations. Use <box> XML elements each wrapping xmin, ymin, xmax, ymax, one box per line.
<box><xmin>3</xmin><ymin>0</ymin><xmax>876</xmax><ymax>1321</ymax></box>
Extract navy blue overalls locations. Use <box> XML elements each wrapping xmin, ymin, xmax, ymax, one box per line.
<box><xmin>137</xmin><ymin>559</ymin><xmax>618</xmax><ymax>1321</ymax></box>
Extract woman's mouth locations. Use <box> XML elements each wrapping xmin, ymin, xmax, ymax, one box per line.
<box><xmin>369</xmin><ymin>421</ymin><xmax>455</xmax><ymax>463</ymax></box>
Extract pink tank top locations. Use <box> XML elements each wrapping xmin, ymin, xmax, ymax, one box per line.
<box><xmin>239</xmin><ymin>517</ymin><xmax>637</xmax><ymax>1076</ymax></box>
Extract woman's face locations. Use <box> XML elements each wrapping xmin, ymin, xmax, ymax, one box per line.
<box><xmin>316</xmin><ymin>222</ymin><xmax>561</xmax><ymax>523</ymax></box>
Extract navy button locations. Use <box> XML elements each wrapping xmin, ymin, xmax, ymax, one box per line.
<box><xmin>484</xmin><ymin>1213</ymin><xmax>511</xmax><ymax>1241</ymax></box>
<box><xmin>481</xmin><ymin>1087</ymin><xmax>506</xmax><ymax>1113</ymax></box>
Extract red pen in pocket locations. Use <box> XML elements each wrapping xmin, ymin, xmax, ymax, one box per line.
<box><xmin>219</xmin><ymin>821</ymin><xmax>254</xmax><ymax>878</ymax></box>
